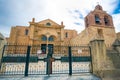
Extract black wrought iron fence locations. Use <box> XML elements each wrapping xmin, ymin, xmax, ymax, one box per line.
<box><xmin>0</xmin><ymin>45</ymin><xmax>92</xmax><ymax>76</ymax></box>
<box><xmin>0</xmin><ymin>45</ymin><xmax>28</xmax><ymax>76</ymax></box>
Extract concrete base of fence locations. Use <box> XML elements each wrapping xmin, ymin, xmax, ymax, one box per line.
<box><xmin>94</xmin><ymin>70</ymin><xmax>120</xmax><ymax>80</ymax></box>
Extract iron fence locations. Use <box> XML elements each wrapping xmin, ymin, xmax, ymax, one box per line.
<box><xmin>0</xmin><ymin>45</ymin><xmax>92</xmax><ymax>76</ymax></box>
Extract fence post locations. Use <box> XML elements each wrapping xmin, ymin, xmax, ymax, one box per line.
<box><xmin>89</xmin><ymin>46</ymin><xmax>93</xmax><ymax>73</ymax></box>
<box><xmin>46</xmin><ymin>54</ymin><xmax>50</xmax><ymax>75</ymax></box>
<box><xmin>24</xmin><ymin>46</ymin><xmax>31</xmax><ymax>77</ymax></box>
<box><xmin>68</xmin><ymin>46</ymin><xmax>72</xmax><ymax>75</ymax></box>
<box><xmin>0</xmin><ymin>45</ymin><xmax>6</xmax><ymax>69</ymax></box>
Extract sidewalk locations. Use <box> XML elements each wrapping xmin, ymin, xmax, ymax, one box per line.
<box><xmin>0</xmin><ymin>73</ymin><xmax>101</xmax><ymax>80</ymax></box>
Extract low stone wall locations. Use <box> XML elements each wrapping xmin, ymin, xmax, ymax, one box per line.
<box><xmin>107</xmin><ymin>51</ymin><xmax>120</xmax><ymax>69</ymax></box>
<box><xmin>104</xmin><ymin>44</ymin><xmax>120</xmax><ymax>79</ymax></box>
<box><xmin>90</xmin><ymin>38</ymin><xmax>120</xmax><ymax>80</ymax></box>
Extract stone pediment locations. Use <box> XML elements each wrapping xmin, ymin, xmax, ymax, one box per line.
<box><xmin>37</xmin><ymin>19</ymin><xmax>60</xmax><ymax>27</ymax></box>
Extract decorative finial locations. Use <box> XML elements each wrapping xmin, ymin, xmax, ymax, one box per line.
<box><xmin>95</xmin><ymin>2</ymin><xmax>103</xmax><ymax>10</ymax></box>
<box><xmin>61</xmin><ymin>21</ymin><xmax>63</xmax><ymax>26</ymax></box>
<box><xmin>32</xmin><ymin>18</ymin><xmax>35</xmax><ymax>22</ymax></box>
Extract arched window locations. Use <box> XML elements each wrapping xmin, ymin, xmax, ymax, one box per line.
<box><xmin>25</xmin><ymin>29</ymin><xmax>29</xmax><ymax>35</ymax></box>
<box><xmin>95</xmin><ymin>15</ymin><xmax>100</xmax><ymax>24</ymax></box>
<box><xmin>104</xmin><ymin>16</ymin><xmax>109</xmax><ymax>25</ymax></box>
<box><xmin>48</xmin><ymin>36</ymin><xmax>54</xmax><ymax>41</ymax></box>
<box><xmin>41</xmin><ymin>35</ymin><xmax>47</xmax><ymax>41</ymax></box>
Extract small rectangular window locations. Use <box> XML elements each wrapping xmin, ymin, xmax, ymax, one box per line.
<box><xmin>65</xmin><ymin>32</ymin><xmax>68</xmax><ymax>38</ymax></box>
<box><xmin>25</xmin><ymin>29</ymin><xmax>29</xmax><ymax>35</ymax></box>
<box><xmin>97</xmin><ymin>29</ymin><xmax>103</xmax><ymax>37</ymax></box>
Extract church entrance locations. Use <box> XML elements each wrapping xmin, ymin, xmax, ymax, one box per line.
<box><xmin>41</xmin><ymin>44</ymin><xmax>54</xmax><ymax>54</ymax></box>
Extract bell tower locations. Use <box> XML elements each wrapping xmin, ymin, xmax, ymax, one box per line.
<box><xmin>85</xmin><ymin>4</ymin><xmax>114</xmax><ymax>28</ymax></box>
<box><xmin>84</xmin><ymin>4</ymin><xmax>116</xmax><ymax>47</ymax></box>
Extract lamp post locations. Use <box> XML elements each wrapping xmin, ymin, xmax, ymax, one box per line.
<box><xmin>46</xmin><ymin>32</ymin><xmax>50</xmax><ymax>55</ymax></box>
<box><xmin>45</xmin><ymin>32</ymin><xmax>54</xmax><ymax>75</ymax></box>
<box><xmin>45</xmin><ymin>32</ymin><xmax>51</xmax><ymax>75</ymax></box>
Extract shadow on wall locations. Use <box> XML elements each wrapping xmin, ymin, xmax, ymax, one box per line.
<box><xmin>109</xmin><ymin>39</ymin><xmax>120</xmax><ymax>68</ymax></box>
<box><xmin>106</xmin><ymin>39</ymin><xmax>120</xmax><ymax>78</ymax></box>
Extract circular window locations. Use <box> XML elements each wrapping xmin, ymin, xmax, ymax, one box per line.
<box><xmin>46</xmin><ymin>22</ymin><xmax>51</xmax><ymax>26</ymax></box>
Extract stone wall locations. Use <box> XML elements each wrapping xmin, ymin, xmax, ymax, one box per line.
<box><xmin>70</xmin><ymin>26</ymin><xmax>116</xmax><ymax>47</ymax></box>
<box><xmin>90</xmin><ymin>38</ymin><xmax>120</xmax><ymax>79</ymax></box>
<box><xmin>117</xmin><ymin>32</ymin><xmax>120</xmax><ymax>39</ymax></box>
<box><xmin>102</xmin><ymin>39</ymin><xmax>120</xmax><ymax>79</ymax></box>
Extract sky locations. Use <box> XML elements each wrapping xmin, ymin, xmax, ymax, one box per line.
<box><xmin>0</xmin><ymin>0</ymin><xmax>120</xmax><ymax>37</ymax></box>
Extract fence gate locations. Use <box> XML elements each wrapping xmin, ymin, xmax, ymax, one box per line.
<box><xmin>71</xmin><ymin>46</ymin><xmax>92</xmax><ymax>74</ymax></box>
<box><xmin>0</xmin><ymin>45</ymin><xmax>92</xmax><ymax>76</ymax></box>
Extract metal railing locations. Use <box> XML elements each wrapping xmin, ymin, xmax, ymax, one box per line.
<box><xmin>0</xmin><ymin>45</ymin><xmax>92</xmax><ymax>76</ymax></box>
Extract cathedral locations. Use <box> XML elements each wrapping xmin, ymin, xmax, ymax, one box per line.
<box><xmin>7</xmin><ymin>4</ymin><xmax>117</xmax><ymax>54</ymax></box>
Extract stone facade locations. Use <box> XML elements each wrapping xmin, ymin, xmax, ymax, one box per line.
<box><xmin>7</xmin><ymin>4</ymin><xmax>118</xmax><ymax>54</ymax></box>
<box><xmin>7</xmin><ymin>19</ymin><xmax>77</xmax><ymax>46</ymax></box>
<box><xmin>4</xmin><ymin>5</ymin><xmax>120</xmax><ymax>79</ymax></box>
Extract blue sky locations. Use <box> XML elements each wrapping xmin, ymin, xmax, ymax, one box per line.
<box><xmin>0</xmin><ymin>0</ymin><xmax>120</xmax><ymax>37</ymax></box>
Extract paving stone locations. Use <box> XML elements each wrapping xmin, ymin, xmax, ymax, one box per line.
<box><xmin>0</xmin><ymin>74</ymin><xmax>101</xmax><ymax>80</ymax></box>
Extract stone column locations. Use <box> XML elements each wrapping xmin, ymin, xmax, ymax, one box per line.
<box><xmin>90</xmin><ymin>39</ymin><xmax>107</xmax><ymax>77</ymax></box>
<box><xmin>90</xmin><ymin>38</ymin><xmax>120</xmax><ymax>79</ymax></box>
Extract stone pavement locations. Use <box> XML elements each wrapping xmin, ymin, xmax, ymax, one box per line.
<box><xmin>0</xmin><ymin>73</ymin><xmax>101</xmax><ymax>80</ymax></box>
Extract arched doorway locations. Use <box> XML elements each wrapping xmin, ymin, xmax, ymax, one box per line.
<box><xmin>41</xmin><ymin>44</ymin><xmax>54</xmax><ymax>55</ymax></box>
<box><xmin>41</xmin><ymin>35</ymin><xmax>54</xmax><ymax>54</ymax></box>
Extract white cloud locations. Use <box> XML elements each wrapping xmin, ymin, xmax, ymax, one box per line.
<box><xmin>0</xmin><ymin>0</ymin><xmax>120</xmax><ymax>37</ymax></box>
<box><xmin>0</xmin><ymin>25</ymin><xmax>10</xmax><ymax>37</ymax></box>
<box><xmin>112</xmin><ymin>13</ymin><xmax>120</xmax><ymax>32</ymax></box>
